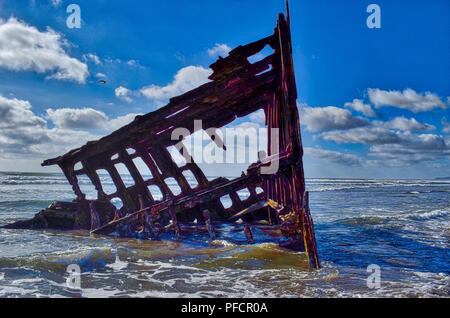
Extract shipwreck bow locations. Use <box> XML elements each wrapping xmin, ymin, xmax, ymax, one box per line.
<box><xmin>5</xmin><ymin>10</ymin><xmax>320</xmax><ymax>269</ymax></box>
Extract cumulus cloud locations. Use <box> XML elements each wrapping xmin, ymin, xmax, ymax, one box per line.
<box><xmin>0</xmin><ymin>96</ymin><xmax>142</xmax><ymax>160</ymax></box>
<box><xmin>0</xmin><ymin>95</ymin><xmax>99</xmax><ymax>159</ymax></box>
<box><xmin>46</xmin><ymin>107</ymin><xmax>141</xmax><ymax>131</ymax></box>
<box><xmin>27</xmin><ymin>128</ymin><xmax>98</xmax><ymax>159</ymax></box>
<box><xmin>344</xmin><ymin>98</ymin><xmax>377</xmax><ymax>117</ymax></box>
<box><xmin>300</xmin><ymin>106</ymin><xmax>369</xmax><ymax>132</ymax></box>
<box><xmin>95</xmin><ymin>73</ymin><xmax>106</xmax><ymax>78</ymax></box>
<box><xmin>207</xmin><ymin>43</ymin><xmax>232</xmax><ymax>58</ymax></box>
<box><xmin>376</xmin><ymin>116</ymin><xmax>435</xmax><ymax>131</ymax></box>
<box><xmin>108</xmin><ymin>113</ymin><xmax>140</xmax><ymax>130</ymax></box>
<box><xmin>0</xmin><ymin>95</ymin><xmax>48</xmax><ymax>147</ymax></box>
<box><xmin>299</xmin><ymin>88</ymin><xmax>448</xmax><ymax>168</ymax></box>
<box><xmin>0</xmin><ymin>17</ymin><xmax>89</xmax><ymax>83</ymax></box>
<box><xmin>304</xmin><ymin>147</ymin><xmax>362</xmax><ymax>166</ymax></box>
<box><xmin>0</xmin><ymin>95</ymin><xmax>46</xmax><ymax>128</ymax></box>
<box><xmin>115</xmin><ymin>86</ymin><xmax>133</xmax><ymax>103</ymax></box>
<box><xmin>319</xmin><ymin>124</ymin><xmax>449</xmax><ymax>168</ymax></box>
<box><xmin>321</xmin><ymin>126</ymin><xmax>449</xmax><ymax>166</ymax></box>
<box><xmin>322</xmin><ymin>127</ymin><xmax>396</xmax><ymax>144</ymax></box>
<box><xmin>369</xmin><ymin>142</ymin><xmax>449</xmax><ymax>156</ymax></box>
<box><xmin>322</xmin><ymin>126</ymin><xmax>446</xmax><ymax>148</ymax></box>
<box><xmin>83</xmin><ymin>53</ymin><xmax>101</xmax><ymax>65</ymax></box>
<box><xmin>140</xmin><ymin>66</ymin><xmax>212</xmax><ymax>102</ymax></box>
<box><xmin>296</xmin><ymin>88</ymin><xmax>450</xmax><ymax>170</ymax></box>
<box><xmin>46</xmin><ymin>108</ymin><xmax>108</xmax><ymax>130</ymax></box>
<box><xmin>368</xmin><ymin>143</ymin><xmax>450</xmax><ymax>167</ymax></box>
<box><xmin>368</xmin><ymin>88</ymin><xmax>447</xmax><ymax>112</ymax></box>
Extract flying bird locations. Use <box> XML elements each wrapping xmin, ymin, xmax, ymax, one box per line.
<box><xmin>98</xmin><ymin>79</ymin><xmax>107</xmax><ymax>84</ymax></box>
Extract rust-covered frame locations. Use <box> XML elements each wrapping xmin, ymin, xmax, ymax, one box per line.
<box><xmin>38</xmin><ymin>13</ymin><xmax>320</xmax><ymax>268</ymax></box>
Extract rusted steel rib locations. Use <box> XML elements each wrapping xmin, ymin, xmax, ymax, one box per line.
<box><xmin>5</xmin><ymin>9</ymin><xmax>320</xmax><ymax>269</ymax></box>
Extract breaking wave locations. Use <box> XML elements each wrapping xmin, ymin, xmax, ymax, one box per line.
<box><xmin>0</xmin><ymin>173</ymin><xmax>449</xmax><ymax>297</ymax></box>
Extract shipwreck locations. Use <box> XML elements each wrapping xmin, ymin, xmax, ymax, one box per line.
<box><xmin>5</xmin><ymin>8</ymin><xmax>320</xmax><ymax>269</ymax></box>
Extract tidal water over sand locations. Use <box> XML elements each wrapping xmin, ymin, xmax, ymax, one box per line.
<box><xmin>0</xmin><ymin>172</ymin><xmax>448</xmax><ymax>297</ymax></box>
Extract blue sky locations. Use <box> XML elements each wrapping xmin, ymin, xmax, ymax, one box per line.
<box><xmin>0</xmin><ymin>0</ymin><xmax>448</xmax><ymax>178</ymax></box>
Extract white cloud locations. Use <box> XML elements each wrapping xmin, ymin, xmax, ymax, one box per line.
<box><xmin>321</xmin><ymin>126</ymin><xmax>449</xmax><ymax>166</ymax></box>
<box><xmin>108</xmin><ymin>113</ymin><xmax>140</xmax><ymax>130</ymax></box>
<box><xmin>46</xmin><ymin>108</ymin><xmax>109</xmax><ymax>130</ymax></box>
<box><xmin>95</xmin><ymin>73</ymin><xmax>106</xmax><ymax>78</ymax></box>
<box><xmin>83</xmin><ymin>53</ymin><xmax>101</xmax><ymax>65</ymax></box>
<box><xmin>140</xmin><ymin>66</ymin><xmax>212</xmax><ymax>102</ymax></box>
<box><xmin>368</xmin><ymin>88</ymin><xmax>447</xmax><ymax>112</ymax></box>
<box><xmin>321</xmin><ymin>126</ymin><xmax>445</xmax><ymax>148</ymax></box>
<box><xmin>300</xmin><ymin>106</ymin><xmax>368</xmax><ymax>132</ymax></box>
<box><xmin>0</xmin><ymin>95</ymin><xmax>46</xmax><ymax>129</ymax></box>
<box><xmin>46</xmin><ymin>107</ymin><xmax>141</xmax><ymax>131</ymax></box>
<box><xmin>207</xmin><ymin>43</ymin><xmax>231</xmax><ymax>58</ymax></box>
<box><xmin>344</xmin><ymin>98</ymin><xmax>377</xmax><ymax>117</ymax></box>
<box><xmin>368</xmin><ymin>143</ymin><xmax>450</xmax><ymax>167</ymax></box>
<box><xmin>298</xmin><ymin>88</ymin><xmax>449</xmax><ymax>168</ymax></box>
<box><xmin>304</xmin><ymin>147</ymin><xmax>362</xmax><ymax>166</ymax></box>
<box><xmin>0</xmin><ymin>17</ymin><xmax>88</xmax><ymax>83</ymax></box>
<box><xmin>28</xmin><ymin>128</ymin><xmax>98</xmax><ymax>158</ymax></box>
<box><xmin>376</xmin><ymin>116</ymin><xmax>435</xmax><ymax>131</ymax></box>
<box><xmin>0</xmin><ymin>95</ymin><xmax>100</xmax><ymax>159</ymax></box>
<box><xmin>125</xmin><ymin>59</ymin><xmax>144</xmax><ymax>68</ymax></box>
<box><xmin>322</xmin><ymin>127</ymin><xmax>372</xmax><ymax>144</ymax></box>
<box><xmin>115</xmin><ymin>86</ymin><xmax>133</xmax><ymax>103</ymax></box>
<box><xmin>0</xmin><ymin>95</ymin><xmax>48</xmax><ymax>151</ymax></box>
<box><xmin>102</xmin><ymin>57</ymin><xmax>144</xmax><ymax>69</ymax></box>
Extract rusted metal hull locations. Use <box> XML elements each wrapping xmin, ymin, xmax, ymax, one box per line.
<box><xmin>5</xmin><ymin>10</ymin><xmax>320</xmax><ymax>269</ymax></box>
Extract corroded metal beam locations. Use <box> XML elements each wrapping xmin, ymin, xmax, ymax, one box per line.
<box><xmin>5</xmin><ymin>10</ymin><xmax>320</xmax><ymax>269</ymax></box>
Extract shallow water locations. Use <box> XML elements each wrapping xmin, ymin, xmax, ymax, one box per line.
<box><xmin>0</xmin><ymin>172</ymin><xmax>449</xmax><ymax>297</ymax></box>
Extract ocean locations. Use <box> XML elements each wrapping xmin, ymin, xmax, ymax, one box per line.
<box><xmin>0</xmin><ymin>172</ymin><xmax>448</xmax><ymax>297</ymax></box>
